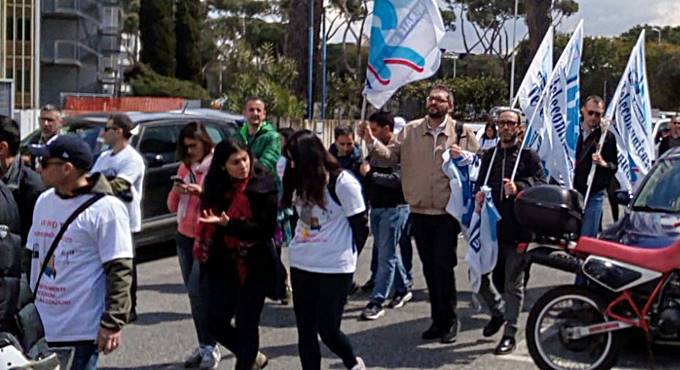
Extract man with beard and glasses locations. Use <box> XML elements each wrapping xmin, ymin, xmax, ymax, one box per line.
<box><xmin>474</xmin><ymin>108</ymin><xmax>545</xmax><ymax>355</ymax></box>
<box><xmin>359</xmin><ymin>85</ymin><xmax>479</xmax><ymax>344</ymax></box>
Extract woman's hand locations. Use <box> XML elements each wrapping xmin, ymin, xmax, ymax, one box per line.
<box><xmin>198</xmin><ymin>209</ymin><xmax>230</xmax><ymax>226</ymax></box>
<box><xmin>184</xmin><ymin>183</ymin><xmax>202</xmax><ymax>196</ymax></box>
<box><xmin>172</xmin><ymin>183</ymin><xmax>187</xmax><ymax>194</ymax></box>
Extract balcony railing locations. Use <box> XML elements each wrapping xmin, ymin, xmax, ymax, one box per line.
<box><xmin>42</xmin><ymin>0</ymin><xmax>101</xmax><ymax>24</ymax></box>
<box><xmin>52</xmin><ymin>40</ymin><xmax>101</xmax><ymax>67</ymax></box>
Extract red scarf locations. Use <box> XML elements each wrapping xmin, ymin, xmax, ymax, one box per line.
<box><xmin>223</xmin><ymin>178</ymin><xmax>254</xmax><ymax>284</ymax></box>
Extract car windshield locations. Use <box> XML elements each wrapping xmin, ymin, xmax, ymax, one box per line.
<box><xmin>632</xmin><ymin>157</ymin><xmax>680</xmax><ymax>213</ymax></box>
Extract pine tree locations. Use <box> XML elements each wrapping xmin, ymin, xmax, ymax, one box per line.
<box><xmin>139</xmin><ymin>0</ymin><xmax>176</xmax><ymax>77</ymax></box>
<box><xmin>175</xmin><ymin>0</ymin><xmax>203</xmax><ymax>84</ymax></box>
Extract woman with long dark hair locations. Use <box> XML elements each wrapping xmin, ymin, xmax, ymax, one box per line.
<box><xmin>479</xmin><ymin>121</ymin><xmax>499</xmax><ymax>153</ymax></box>
<box><xmin>194</xmin><ymin>138</ymin><xmax>278</xmax><ymax>370</ymax></box>
<box><xmin>282</xmin><ymin>130</ymin><xmax>368</xmax><ymax>370</ymax></box>
<box><xmin>166</xmin><ymin>122</ymin><xmax>219</xmax><ymax>368</ymax></box>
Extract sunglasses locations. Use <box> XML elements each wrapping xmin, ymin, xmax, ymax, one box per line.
<box><xmin>587</xmin><ymin>110</ymin><xmax>603</xmax><ymax>117</ymax></box>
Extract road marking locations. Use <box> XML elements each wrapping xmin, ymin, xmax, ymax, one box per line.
<box><xmin>503</xmin><ymin>354</ymin><xmax>535</xmax><ymax>364</ymax></box>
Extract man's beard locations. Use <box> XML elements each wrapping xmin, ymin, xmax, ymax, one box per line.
<box><xmin>427</xmin><ymin>110</ymin><xmax>446</xmax><ymax>119</ymax></box>
<box><xmin>501</xmin><ymin>133</ymin><xmax>517</xmax><ymax>145</ymax></box>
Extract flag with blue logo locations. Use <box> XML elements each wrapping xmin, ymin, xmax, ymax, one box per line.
<box><xmin>464</xmin><ymin>186</ymin><xmax>501</xmax><ymax>293</ymax></box>
<box><xmin>442</xmin><ymin>150</ymin><xmax>479</xmax><ymax>229</ymax></box>
<box><xmin>363</xmin><ymin>0</ymin><xmax>446</xmax><ymax>108</ymax></box>
<box><xmin>605</xmin><ymin>31</ymin><xmax>654</xmax><ymax>192</ymax></box>
<box><xmin>525</xmin><ymin>20</ymin><xmax>583</xmax><ymax>188</ymax></box>
<box><xmin>515</xmin><ymin>26</ymin><xmax>553</xmax><ymax>152</ymax></box>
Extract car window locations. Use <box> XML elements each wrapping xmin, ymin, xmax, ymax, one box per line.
<box><xmin>205</xmin><ymin>122</ymin><xmax>225</xmax><ymax>144</ymax></box>
<box><xmin>138</xmin><ymin>125</ymin><xmax>182</xmax><ymax>165</ymax></box>
<box><xmin>633</xmin><ymin>158</ymin><xmax>680</xmax><ymax>212</ymax></box>
<box><xmin>66</xmin><ymin>125</ymin><xmax>109</xmax><ymax>155</ymax></box>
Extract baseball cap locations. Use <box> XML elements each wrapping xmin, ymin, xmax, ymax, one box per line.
<box><xmin>29</xmin><ymin>134</ymin><xmax>93</xmax><ymax>170</ymax></box>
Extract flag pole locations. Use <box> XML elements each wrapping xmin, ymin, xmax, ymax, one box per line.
<box><xmin>509</xmin><ymin>86</ymin><xmax>547</xmax><ymax>184</ymax></box>
<box><xmin>583</xmin><ymin>119</ymin><xmax>610</xmax><ymax>208</ymax></box>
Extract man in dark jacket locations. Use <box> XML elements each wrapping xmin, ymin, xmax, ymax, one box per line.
<box><xmin>475</xmin><ymin>108</ymin><xmax>546</xmax><ymax>355</ymax></box>
<box><xmin>659</xmin><ymin>115</ymin><xmax>680</xmax><ymax>157</ymax></box>
<box><xmin>0</xmin><ymin>116</ymin><xmax>45</xmax><ymax>246</ymax></box>
<box><xmin>573</xmin><ymin>96</ymin><xmax>618</xmax><ymax>237</ymax></box>
<box><xmin>359</xmin><ymin>112</ymin><xmax>412</xmax><ymax>321</ymax></box>
<box><xmin>329</xmin><ymin>126</ymin><xmax>363</xmax><ymax>179</ymax></box>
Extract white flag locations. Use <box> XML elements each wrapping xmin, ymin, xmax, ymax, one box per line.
<box><xmin>605</xmin><ymin>31</ymin><xmax>655</xmax><ymax>192</ymax></box>
<box><xmin>363</xmin><ymin>0</ymin><xmax>446</xmax><ymax>108</ymax></box>
<box><xmin>442</xmin><ymin>150</ymin><xmax>479</xmax><ymax>230</ymax></box>
<box><xmin>465</xmin><ymin>186</ymin><xmax>501</xmax><ymax>293</ymax></box>
<box><xmin>515</xmin><ymin>26</ymin><xmax>553</xmax><ymax>152</ymax></box>
<box><xmin>526</xmin><ymin>20</ymin><xmax>583</xmax><ymax>188</ymax></box>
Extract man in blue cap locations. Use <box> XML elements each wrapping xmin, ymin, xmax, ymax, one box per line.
<box><xmin>28</xmin><ymin>134</ymin><xmax>134</xmax><ymax>370</ymax></box>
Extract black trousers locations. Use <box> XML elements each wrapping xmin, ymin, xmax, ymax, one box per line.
<box><xmin>204</xmin><ymin>251</ymin><xmax>267</xmax><ymax>370</ymax></box>
<box><xmin>290</xmin><ymin>268</ymin><xmax>357</xmax><ymax>370</ymax></box>
<box><xmin>411</xmin><ymin>213</ymin><xmax>460</xmax><ymax>329</ymax></box>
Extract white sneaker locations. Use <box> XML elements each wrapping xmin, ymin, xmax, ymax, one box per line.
<box><xmin>350</xmin><ymin>356</ymin><xmax>366</xmax><ymax>370</ymax></box>
<box><xmin>199</xmin><ymin>345</ymin><xmax>220</xmax><ymax>370</ymax></box>
<box><xmin>184</xmin><ymin>347</ymin><xmax>203</xmax><ymax>368</ymax></box>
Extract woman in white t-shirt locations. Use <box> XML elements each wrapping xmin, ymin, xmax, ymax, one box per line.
<box><xmin>479</xmin><ymin>121</ymin><xmax>500</xmax><ymax>153</ymax></box>
<box><xmin>281</xmin><ymin>130</ymin><xmax>368</xmax><ymax>370</ymax></box>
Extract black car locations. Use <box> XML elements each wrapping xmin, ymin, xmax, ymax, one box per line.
<box><xmin>21</xmin><ymin>111</ymin><xmax>241</xmax><ymax>247</ymax></box>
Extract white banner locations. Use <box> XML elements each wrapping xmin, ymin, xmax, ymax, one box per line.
<box><xmin>363</xmin><ymin>0</ymin><xmax>446</xmax><ymax>108</ymax></box>
<box><xmin>464</xmin><ymin>186</ymin><xmax>500</xmax><ymax>293</ymax></box>
<box><xmin>526</xmin><ymin>20</ymin><xmax>583</xmax><ymax>188</ymax></box>
<box><xmin>605</xmin><ymin>30</ymin><xmax>655</xmax><ymax>191</ymax></box>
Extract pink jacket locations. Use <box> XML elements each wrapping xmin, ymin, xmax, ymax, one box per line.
<box><xmin>166</xmin><ymin>153</ymin><xmax>213</xmax><ymax>238</ymax></box>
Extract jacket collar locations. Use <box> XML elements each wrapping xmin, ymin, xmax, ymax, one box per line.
<box><xmin>55</xmin><ymin>172</ymin><xmax>114</xmax><ymax>199</ymax></box>
<box><xmin>1</xmin><ymin>158</ymin><xmax>21</xmax><ymax>190</ymax></box>
<box><xmin>421</xmin><ymin>115</ymin><xmax>454</xmax><ymax>137</ymax></box>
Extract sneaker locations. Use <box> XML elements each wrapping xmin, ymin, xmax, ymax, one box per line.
<box><xmin>360</xmin><ymin>279</ymin><xmax>375</xmax><ymax>292</ymax></box>
<box><xmin>251</xmin><ymin>351</ymin><xmax>268</xmax><ymax>369</ymax></box>
<box><xmin>440</xmin><ymin>319</ymin><xmax>460</xmax><ymax>344</ymax></box>
<box><xmin>199</xmin><ymin>346</ymin><xmax>220</xmax><ymax>370</ymax></box>
<box><xmin>388</xmin><ymin>291</ymin><xmax>413</xmax><ymax>309</ymax></box>
<box><xmin>351</xmin><ymin>356</ymin><xmax>366</xmax><ymax>370</ymax></box>
<box><xmin>183</xmin><ymin>347</ymin><xmax>203</xmax><ymax>368</ymax></box>
<box><xmin>361</xmin><ymin>303</ymin><xmax>385</xmax><ymax>320</ymax></box>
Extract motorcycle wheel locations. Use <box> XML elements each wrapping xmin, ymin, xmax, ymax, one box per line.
<box><xmin>526</xmin><ymin>285</ymin><xmax>620</xmax><ymax>370</ymax></box>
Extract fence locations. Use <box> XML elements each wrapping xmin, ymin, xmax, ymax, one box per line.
<box><xmin>62</xmin><ymin>95</ymin><xmax>187</xmax><ymax>115</ymax></box>
<box><xmin>14</xmin><ymin>109</ymin><xmax>40</xmax><ymax>139</ymax></box>
<box><xmin>277</xmin><ymin>119</ymin><xmax>356</xmax><ymax>148</ymax></box>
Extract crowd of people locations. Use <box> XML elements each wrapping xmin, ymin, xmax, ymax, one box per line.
<box><xmin>0</xmin><ymin>85</ymin><xmax>678</xmax><ymax>370</ymax></box>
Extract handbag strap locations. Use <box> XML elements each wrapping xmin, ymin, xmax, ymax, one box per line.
<box><xmin>32</xmin><ymin>193</ymin><xmax>106</xmax><ymax>298</ymax></box>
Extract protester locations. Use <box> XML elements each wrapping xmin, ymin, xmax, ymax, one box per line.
<box><xmin>475</xmin><ymin>108</ymin><xmax>546</xmax><ymax>355</ymax></box>
<box><xmin>329</xmin><ymin>126</ymin><xmax>363</xmax><ymax>178</ymax></box>
<box><xmin>235</xmin><ymin>96</ymin><xmax>281</xmax><ymax>172</ymax></box>
<box><xmin>659</xmin><ymin>114</ymin><xmax>680</xmax><ymax>156</ymax></box>
<box><xmin>194</xmin><ymin>138</ymin><xmax>278</xmax><ymax>370</ymax></box>
<box><xmin>360</xmin><ymin>85</ymin><xmax>480</xmax><ymax>343</ymax></box>
<box><xmin>574</xmin><ymin>96</ymin><xmax>618</xmax><ymax>238</ymax></box>
<box><xmin>28</xmin><ymin>135</ymin><xmax>133</xmax><ymax>370</ymax></box>
<box><xmin>26</xmin><ymin>105</ymin><xmax>64</xmax><ymax>169</ymax></box>
<box><xmin>0</xmin><ymin>115</ymin><xmax>45</xmax><ymax>246</ymax></box>
<box><xmin>91</xmin><ymin>113</ymin><xmax>145</xmax><ymax>321</ymax></box>
<box><xmin>479</xmin><ymin>121</ymin><xmax>499</xmax><ymax>153</ymax></box>
<box><xmin>358</xmin><ymin>111</ymin><xmax>412</xmax><ymax>321</ymax></box>
<box><xmin>166</xmin><ymin>122</ymin><xmax>219</xmax><ymax>369</ymax></box>
<box><xmin>282</xmin><ymin>130</ymin><xmax>368</xmax><ymax>370</ymax></box>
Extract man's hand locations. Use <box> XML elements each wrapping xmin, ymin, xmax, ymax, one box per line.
<box><xmin>98</xmin><ymin>327</ymin><xmax>122</xmax><ymax>355</ymax></box>
<box><xmin>503</xmin><ymin>178</ymin><xmax>518</xmax><ymax>197</ymax></box>
<box><xmin>357</xmin><ymin>122</ymin><xmax>374</xmax><ymax>142</ymax></box>
<box><xmin>592</xmin><ymin>153</ymin><xmax>607</xmax><ymax>168</ymax></box>
<box><xmin>359</xmin><ymin>161</ymin><xmax>371</xmax><ymax>176</ymax></box>
<box><xmin>475</xmin><ymin>191</ymin><xmax>485</xmax><ymax>214</ymax></box>
<box><xmin>450</xmin><ymin>144</ymin><xmax>464</xmax><ymax>159</ymax></box>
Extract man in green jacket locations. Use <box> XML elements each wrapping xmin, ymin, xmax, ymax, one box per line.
<box><xmin>235</xmin><ymin>97</ymin><xmax>281</xmax><ymax>172</ymax></box>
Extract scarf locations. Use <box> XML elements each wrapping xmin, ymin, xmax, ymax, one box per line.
<box><xmin>223</xmin><ymin>178</ymin><xmax>254</xmax><ymax>284</ymax></box>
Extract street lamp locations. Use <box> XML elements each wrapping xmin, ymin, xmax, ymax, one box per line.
<box><xmin>443</xmin><ymin>51</ymin><xmax>458</xmax><ymax>79</ymax></box>
<box><xmin>509</xmin><ymin>0</ymin><xmax>519</xmax><ymax>105</ymax></box>
<box><xmin>651</xmin><ymin>27</ymin><xmax>662</xmax><ymax>44</ymax></box>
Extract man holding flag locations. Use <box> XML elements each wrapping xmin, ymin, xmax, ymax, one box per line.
<box><xmin>475</xmin><ymin>108</ymin><xmax>545</xmax><ymax>355</ymax></box>
<box><xmin>574</xmin><ymin>95</ymin><xmax>618</xmax><ymax>238</ymax></box>
<box><xmin>360</xmin><ymin>85</ymin><xmax>479</xmax><ymax>343</ymax></box>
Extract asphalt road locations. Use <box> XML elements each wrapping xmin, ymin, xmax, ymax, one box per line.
<box><xmin>99</xmin><ymin>204</ymin><xmax>676</xmax><ymax>370</ymax></box>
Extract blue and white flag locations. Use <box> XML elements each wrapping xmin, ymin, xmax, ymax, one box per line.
<box><xmin>514</xmin><ymin>26</ymin><xmax>553</xmax><ymax>152</ymax></box>
<box><xmin>442</xmin><ymin>150</ymin><xmax>479</xmax><ymax>229</ymax></box>
<box><xmin>464</xmin><ymin>186</ymin><xmax>501</xmax><ymax>293</ymax></box>
<box><xmin>605</xmin><ymin>31</ymin><xmax>655</xmax><ymax>192</ymax></box>
<box><xmin>526</xmin><ymin>20</ymin><xmax>583</xmax><ymax>188</ymax></box>
<box><xmin>363</xmin><ymin>0</ymin><xmax>446</xmax><ymax>108</ymax></box>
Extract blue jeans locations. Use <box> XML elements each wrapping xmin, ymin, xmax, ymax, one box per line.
<box><xmin>581</xmin><ymin>191</ymin><xmax>605</xmax><ymax>237</ymax></box>
<box><xmin>48</xmin><ymin>342</ymin><xmax>97</xmax><ymax>370</ymax></box>
<box><xmin>399</xmin><ymin>213</ymin><xmax>414</xmax><ymax>283</ymax></box>
<box><xmin>369</xmin><ymin>206</ymin><xmax>411</xmax><ymax>305</ymax></box>
<box><xmin>177</xmin><ymin>233</ymin><xmax>216</xmax><ymax>347</ymax></box>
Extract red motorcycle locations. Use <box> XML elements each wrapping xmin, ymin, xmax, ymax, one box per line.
<box><xmin>515</xmin><ymin>149</ymin><xmax>680</xmax><ymax>370</ymax></box>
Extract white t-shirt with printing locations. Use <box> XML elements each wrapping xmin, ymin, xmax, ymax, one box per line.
<box><xmin>91</xmin><ymin>145</ymin><xmax>145</xmax><ymax>232</ymax></box>
<box><xmin>289</xmin><ymin>171</ymin><xmax>365</xmax><ymax>274</ymax></box>
<box><xmin>27</xmin><ymin>190</ymin><xmax>133</xmax><ymax>342</ymax></box>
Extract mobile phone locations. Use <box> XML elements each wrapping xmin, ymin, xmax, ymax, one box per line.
<box><xmin>171</xmin><ymin>175</ymin><xmax>185</xmax><ymax>185</ymax></box>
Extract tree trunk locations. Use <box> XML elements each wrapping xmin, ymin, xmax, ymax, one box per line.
<box><xmin>525</xmin><ymin>0</ymin><xmax>552</xmax><ymax>58</ymax></box>
<box><xmin>285</xmin><ymin>0</ymin><xmax>323</xmax><ymax>103</ymax></box>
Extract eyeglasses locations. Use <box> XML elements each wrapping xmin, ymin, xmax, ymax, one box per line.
<box><xmin>587</xmin><ymin>110</ymin><xmax>603</xmax><ymax>117</ymax></box>
<box><xmin>497</xmin><ymin>120</ymin><xmax>519</xmax><ymax>128</ymax></box>
<box><xmin>427</xmin><ymin>96</ymin><xmax>449</xmax><ymax>104</ymax></box>
<box><xmin>40</xmin><ymin>158</ymin><xmax>66</xmax><ymax>168</ymax></box>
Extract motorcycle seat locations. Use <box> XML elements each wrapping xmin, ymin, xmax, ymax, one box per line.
<box><xmin>574</xmin><ymin>237</ymin><xmax>680</xmax><ymax>273</ymax></box>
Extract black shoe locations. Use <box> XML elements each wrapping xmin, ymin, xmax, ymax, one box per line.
<box><xmin>494</xmin><ymin>336</ymin><xmax>516</xmax><ymax>355</ymax></box>
<box><xmin>483</xmin><ymin>315</ymin><xmax>504</xmax><ymax>337</ymax></box>
<box><xmin>421</xmin><ymin>325</ymin><xmax>444</xmax><ymax>340</ymax></box>
<box><xmin>128</xmin><ymin>310</ymin><xmax>138</xmax><ymax>323</ymax></box>
<box><xmin>440</xmin><ymin>319</ymin><xmax>460</xmax><ymax>344</ymax></box>
<box><xmin>360</xmin><ymin>279</ymin><xmax>375</xmax><ymax>292</ymax></box>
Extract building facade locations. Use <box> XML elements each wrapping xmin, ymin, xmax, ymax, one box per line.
<box><xmin>40</xmin><ymin>0</ymin><xmax>123</xmax><ymax>106</ymax></box>
<box><xmin>1</xmin><ymin>0</ymin><xmax>41</xmax><ymax>110</ymax></box>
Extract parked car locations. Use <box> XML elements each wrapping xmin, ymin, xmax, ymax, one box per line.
<box><xmin>20</xmin><ymin>111</ymin><xmax>241</xmax><ymax>247</ymax></box>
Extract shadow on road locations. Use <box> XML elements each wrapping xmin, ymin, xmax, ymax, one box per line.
<box><xmin>132</xmin><ymin>311</ymin><xmax>192</xmax><ymax>326</ymax></box>
<box><xmin>139</xmin><ymin>283</ymin><xmax>187</xmax><ymax>295</ymax></box>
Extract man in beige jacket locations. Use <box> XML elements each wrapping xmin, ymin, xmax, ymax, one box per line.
<box><xmin>359</xmin><ymin>85</ymin><xmax>479</xmax><ymax>343</ymax></box>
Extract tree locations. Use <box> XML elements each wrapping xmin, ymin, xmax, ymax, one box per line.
<box><xmin>175</xmin><ymin>0</ymin><xmax>203</xmax><ymax>84</ymax></box>
<box><xmin>525</xmin><ymin>0</ymin><xmax>578</xmax><ymax>56</ymax></box>
<box><xmin>126</xmin><ymin>64</ymin><xmax>210</xmax><ymax>99</ymax></box>
<box><xmin>139</xmin><ymin>0</ymin><xmax>176</xmax><ymax>77</ymax></box>
<box><xmin>120</xmin><ymin>0</ymin><xmax>141</xmax><ymax>64</ymax></box>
